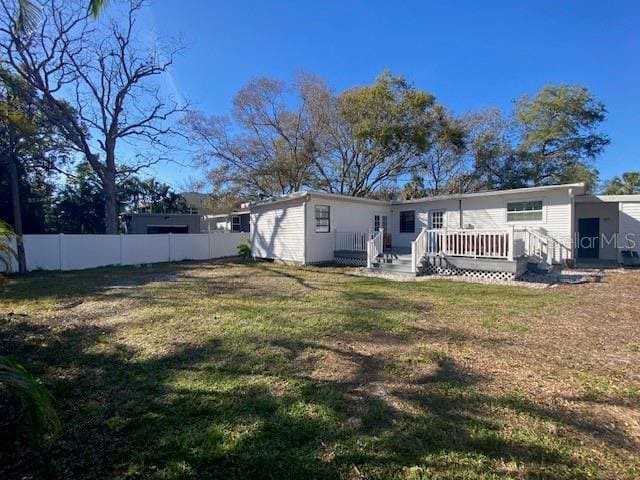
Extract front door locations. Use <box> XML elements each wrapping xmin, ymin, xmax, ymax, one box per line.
<box><xmin>578</xmin><ymin>217</ymin><xmax>600</xmax><ymax>259</ymax></box>
<box><xmin>374</xmin><ymin>214</ymin><xmax>391</xmax><ymax>249</ymax></box>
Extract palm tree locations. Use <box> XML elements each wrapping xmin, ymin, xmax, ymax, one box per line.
<box><xmin>605</xmin><ymin>172</ymin><xmax>640</xmax><ymax>195</ymax></box>
<box><xmin>15</xmin><ymin>0</ymin><xmax>108</xmax><ymax>32</ymax></box>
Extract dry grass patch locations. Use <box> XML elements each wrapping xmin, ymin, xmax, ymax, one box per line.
<box><xmin>1</xmin><ymin>260</ymin><xmax>639</xmax><ymax>479</ymax></box>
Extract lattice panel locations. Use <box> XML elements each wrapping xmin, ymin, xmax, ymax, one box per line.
<box><xmin>423</xmin><ymin>263</ymin><xmax>516</xmax><ymax>281</ymax></box>
<box><xmin>334</xmin><ymin>256</ymin><xmax>367</xmax><ymax>267</ymax></box>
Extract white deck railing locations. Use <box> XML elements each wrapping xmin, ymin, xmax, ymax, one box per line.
<box><xmin>336</xmin><ymin>231</ymin><xmax>370</xmax><ymax>251</ymax></box>
<box><xmin>366</xmin><ymin>229</ymin><xmax>384</xmax><ymax>268</ymax></box>
<box><xmin>419</xmin><ymin>228</ymin><xmax>516</xmax><ymax>260</ymax></box>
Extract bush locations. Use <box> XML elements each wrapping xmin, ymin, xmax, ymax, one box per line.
<box><xmin>237</xmin><ymin>242</ymin><xmax>251</xmax><ymax>259</ymax></box>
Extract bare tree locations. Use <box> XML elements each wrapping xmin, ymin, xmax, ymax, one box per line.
<box><xmin>0</xmin><ymin>0</ymin><xmax>187</xmax><ymax>233</ymax></box>
<box><xmin>182</xmin><ymin>76</ymin><xmax>320</xmax><ymax>198</ymax></box>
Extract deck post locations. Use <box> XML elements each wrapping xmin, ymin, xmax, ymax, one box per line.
<box><xmin>508</xmin><ymin>226</ymin><xmax>515</xmax><ymax>261</ymax></box>
<box><xmin>411</xmin><ymin>240</ymin><xmax>416</xmax><ymax>274</ymax></box>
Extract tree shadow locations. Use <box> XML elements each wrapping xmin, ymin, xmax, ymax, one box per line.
<box><xmin>1</xmin><ymin>269</ymin><xmax>637</xmax><ymax>479</ymax></box>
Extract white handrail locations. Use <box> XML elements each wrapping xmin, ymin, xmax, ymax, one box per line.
<box><xmin>366</xmin><ymin>228</ymin><xmax>383</xmax><ymax>268</ymax></box>
<box><xmin>411</xmin><ymin>227</ymin><xmax>429</xmax><ymax>273</ymax></box>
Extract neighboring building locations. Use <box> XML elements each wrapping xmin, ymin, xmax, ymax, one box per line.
<box><xmin>202</xmin><ymin>210</ymin><xmax>251</xmax><ymax>233</ymax></box>
<box><xmin>180</xmin><ymin>192</ymin><xmax>214</xmax><ymax>214</ymax></box>
<box><xmin>248</xmin><ymin>183</ymin><xmax>640</xmax><ymax>279</ymax></box>
<box><xmin>125</xmin><ymin>213</ymin><xmax>203</xmax><ymax>234</ymax></box>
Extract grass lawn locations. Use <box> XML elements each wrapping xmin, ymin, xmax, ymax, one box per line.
<box><xmin>1</xmin><ymin>260</ymin><xmax>639</xmax><ymax>479</ymax></box>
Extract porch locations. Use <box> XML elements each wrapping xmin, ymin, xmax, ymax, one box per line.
<box><xmin>334</xmin><ymin>228</ymin><xmax>560</xmax><ymax>279</ymax></box>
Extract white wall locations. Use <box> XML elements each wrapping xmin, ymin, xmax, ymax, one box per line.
<box><xmin>1</xmin><ymin>232</ymin><xmax>249</xmax><ymax>273</ymax></box>
<box><xmin>620</xmin><ymin>201</ymin><xmax>640</xmax><ymax>254</ymax></box>
<box><xmin>389</xmin><ymin>189</ymin><xmax>575</xmax><ymax>263</ymax></box>
<box><xmin>305</xmin><ymin>196</ymin><xmax>390</xmax><ymax>263</ymax></box>
<box><xmin>251</xmin><ymin>198</ymin><xmax>306</xmax><ymax>263</ymax></box>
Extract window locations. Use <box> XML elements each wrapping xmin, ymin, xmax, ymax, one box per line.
<box><xmin>399</xmin><ymin>210</ymin><xmax>415</xmax><ymax>233</ymax></box>
<box><xmin>506</xmin><ymin>201</ymin><xmax>543</xmax><ymax>222</ymax></box>
<box><xmin>430</xmin><ymin>210</ymin><xmax>445</xmax><ymax>229</ymax></box>
<box><xmin>315</xmin><ymin>205</ymin><xmax>330</xmax><ymax>233</ymax></box>
<box><xmin>231</xmin><ymin>215</ymin><xmax>241</xmax><ymax>232</ymax></box>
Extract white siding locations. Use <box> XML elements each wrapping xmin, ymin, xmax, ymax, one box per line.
<box><xmin>306</xmin><ymin>197</ymin><xmax>390</xmax><ymax>263</ymax></box>
<box><xmin>389</xmin><ymin>189</ymin><xmax>575</xmax><ymax>263</ymax></box>
<box><xmin>390</xmin><ymin>199</ymin><xmax>459</xmax><ymax>248</ymax></box>
<box><xmin>251</xmin><ymin>198</ymin><xmax>306</xmax><ymax>263</ymax></box>
<box><xmin>620</xmin><ymin>201</ymin><xmax>640</xmax><ymax>254</ymax></box>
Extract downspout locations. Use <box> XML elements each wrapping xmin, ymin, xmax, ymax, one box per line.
<box><xmin>302</xmin><ymin>193</ymin><xmax>309</xmax><ymax>265</ymax></box>
<box><xmin>568</xmin><ymin>188</ymin><xmax>575</xmax><ymax>264</ymax></box>
<box><xmin>459</xmin><ymin>198</ymin><xmax>463</xmax><ymax>229</ymax></box>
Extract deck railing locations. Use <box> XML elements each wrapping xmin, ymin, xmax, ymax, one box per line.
<box><xmin>413</xmin><ymin>228</ymin><xmax>522</xmax><ymax>263</ymax></box>
<box><xmin>336</xmin><ymin>231</ymin><xmax>370</xmax><ymax>251</ymax></box>
<box><xmin>366</xmin><ymin>229</ymin><xmax>384</xmax><ymax>268</ymax></box>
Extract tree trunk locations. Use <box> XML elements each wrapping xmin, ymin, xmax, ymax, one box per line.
<box><xmin>103</xmin><ymin>168</ymin><xmax>118</xmax><ymax>234</ymax></box>
<box><xmin>8</xmin><ymin>157</ymin><xmax>26</xmax><ymax>274</ymax></box>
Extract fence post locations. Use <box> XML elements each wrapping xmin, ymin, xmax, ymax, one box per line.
<box><xmin>119</xmin><ymin>233</ymin><xmax>124</xmax><ymax>266</ymax></box>
<box><xmin>208</xmin><ymin>231</ymin><xmax>212</xmax><ymax>258</ymax></box>
<box><xmin>168</xmin><ymin>233</ymin><xmax>172</xmax><ymax>262</ymax></box>
<box><xmin>58</xmin><ymin>233</ymin><xmax>64</xmax><ymax>271</ymax></box>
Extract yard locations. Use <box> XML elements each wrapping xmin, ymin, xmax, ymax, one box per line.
<box><xmin>1</xmin><ymin>261</ymin><xmax>639</xmax><ymax>479</ymax></box>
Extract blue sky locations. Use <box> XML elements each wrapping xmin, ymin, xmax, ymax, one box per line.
<box><xmin>141</xmin><ymin>0</ymin><xmax>639</xmax><ymax>191</ymax></box>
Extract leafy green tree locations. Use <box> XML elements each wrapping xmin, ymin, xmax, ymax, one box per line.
<box><xmin>319</xmin><ymin>71</ymin><xmax>436</xmax><ymax>196</ymax></box>
<box><xmin>604</xmin><ymin>172</ymin><xmax>640</xmax><ymax>194</ymax></box>
<box><xmin>515</xmin><ymin>85</ymin><xmax>608</xmax><ymax>186</ymax></box>
<box><xmin>470</xmin><ymin>86</ymin><xmax>608</xmax><ymax>190</ymax></box>
<box><xmin>0</xmin><ymin>68</ymin><xmax>68</xmax><ymax>271</ymax></box>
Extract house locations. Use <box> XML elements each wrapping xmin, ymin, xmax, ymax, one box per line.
<box><xmin>202</xmin><ymin>210</ymin><xmax>251</xmax><ymax>233</ymax></box>
<box><xmin>248</xmin><ymin>183</ymin><xmax>640</xmax><ymax>280</ymax></box>
<box><xmin>125</xmin><ymin>213</ymin><xmax>203</xmax><ymax>234</ymax></box>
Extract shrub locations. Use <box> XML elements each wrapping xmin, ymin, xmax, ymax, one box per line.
<box><xmin>237</xmin><ymin>242</ymin><xmax>252</xmax><ymax>259</ymax></box>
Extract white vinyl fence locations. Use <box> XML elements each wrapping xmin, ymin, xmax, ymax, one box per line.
<box><xmin>2</xmin><ymin>232</ymin><xmax>250</xmax><ymax>272</ymax></box>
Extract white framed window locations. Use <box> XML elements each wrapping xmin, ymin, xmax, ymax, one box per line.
<box><xmin>231</xmin><ymin>215</ymin><xmax>241</xmax><ymax>232</ymax></box>
<box><xmin>315</xmin><ymin>205</ymin><xmax>330</xmax><ymax>233</ymax></box>
<box><xmin>429</xmin><ymin>210</ymin><xmax>445</xmax><ymax>229</ymax></box>
<box><xmin>506</xmin><ymin>200</ymin><xmax>543</xmax><ymax>222</ymax></box>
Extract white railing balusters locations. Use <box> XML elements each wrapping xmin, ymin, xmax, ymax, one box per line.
<box><xmin>411</xmin><ymin>227</ymin><xmax>429</xmax><ymax>273</ymax></box>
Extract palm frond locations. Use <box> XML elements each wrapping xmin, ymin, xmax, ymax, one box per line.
<box><xmin>89</xmin><ymin>0</ymin><xmax>109</xmax><ymax>17</ymax></box>
<box><xmin>0</xmin><ymin>356</ymin><xmax>61</xmax><ymax>439</ymax></box>
<box><xmin>0</xmin><ymin>219</ymin><xmax>17</xmax><ymax>273</ymax></box>
<box><xmin>14</xmin><ymin>0</ymin><xmax>41</xmax><ymax>35</ymax></box>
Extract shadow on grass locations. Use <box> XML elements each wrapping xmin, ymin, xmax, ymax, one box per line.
<box><xmin>0</xmin><ymin>263</ymin><xmax>634</xmax><ymax>479</ymax></box>
<box><xmin>1</xmin><ymin>319</ymin><xmax>633</xmax><ymax>480</ymax></box>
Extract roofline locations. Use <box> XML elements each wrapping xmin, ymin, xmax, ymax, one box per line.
<box><xmin>248</xmin><ymin>183</ymin><xmax>586</xmax><ymax>209</ymax></box>
<box><xmin>575</xmin><ymin>194</ymin><xmax>640</xmax><ymax>203</ymax></box>
<box><xmin>248</xmin><ymin>190</ymin><xmax>390</xmax><ymax>208</ymax></box>
<box><xmin>392</xmin><ymin>183</ymin><xmax>586</xmax><ymax>205</ymax></box>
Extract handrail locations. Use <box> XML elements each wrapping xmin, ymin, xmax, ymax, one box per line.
<box><xmin>411</xmin><ymin>227</ymin><xmax>429</xmax><ymax>273</ymax></box>
<box><xmin>366</xmin><ymin>228</ymin><xmax>383</xmax><ymax>268</ymax></box>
